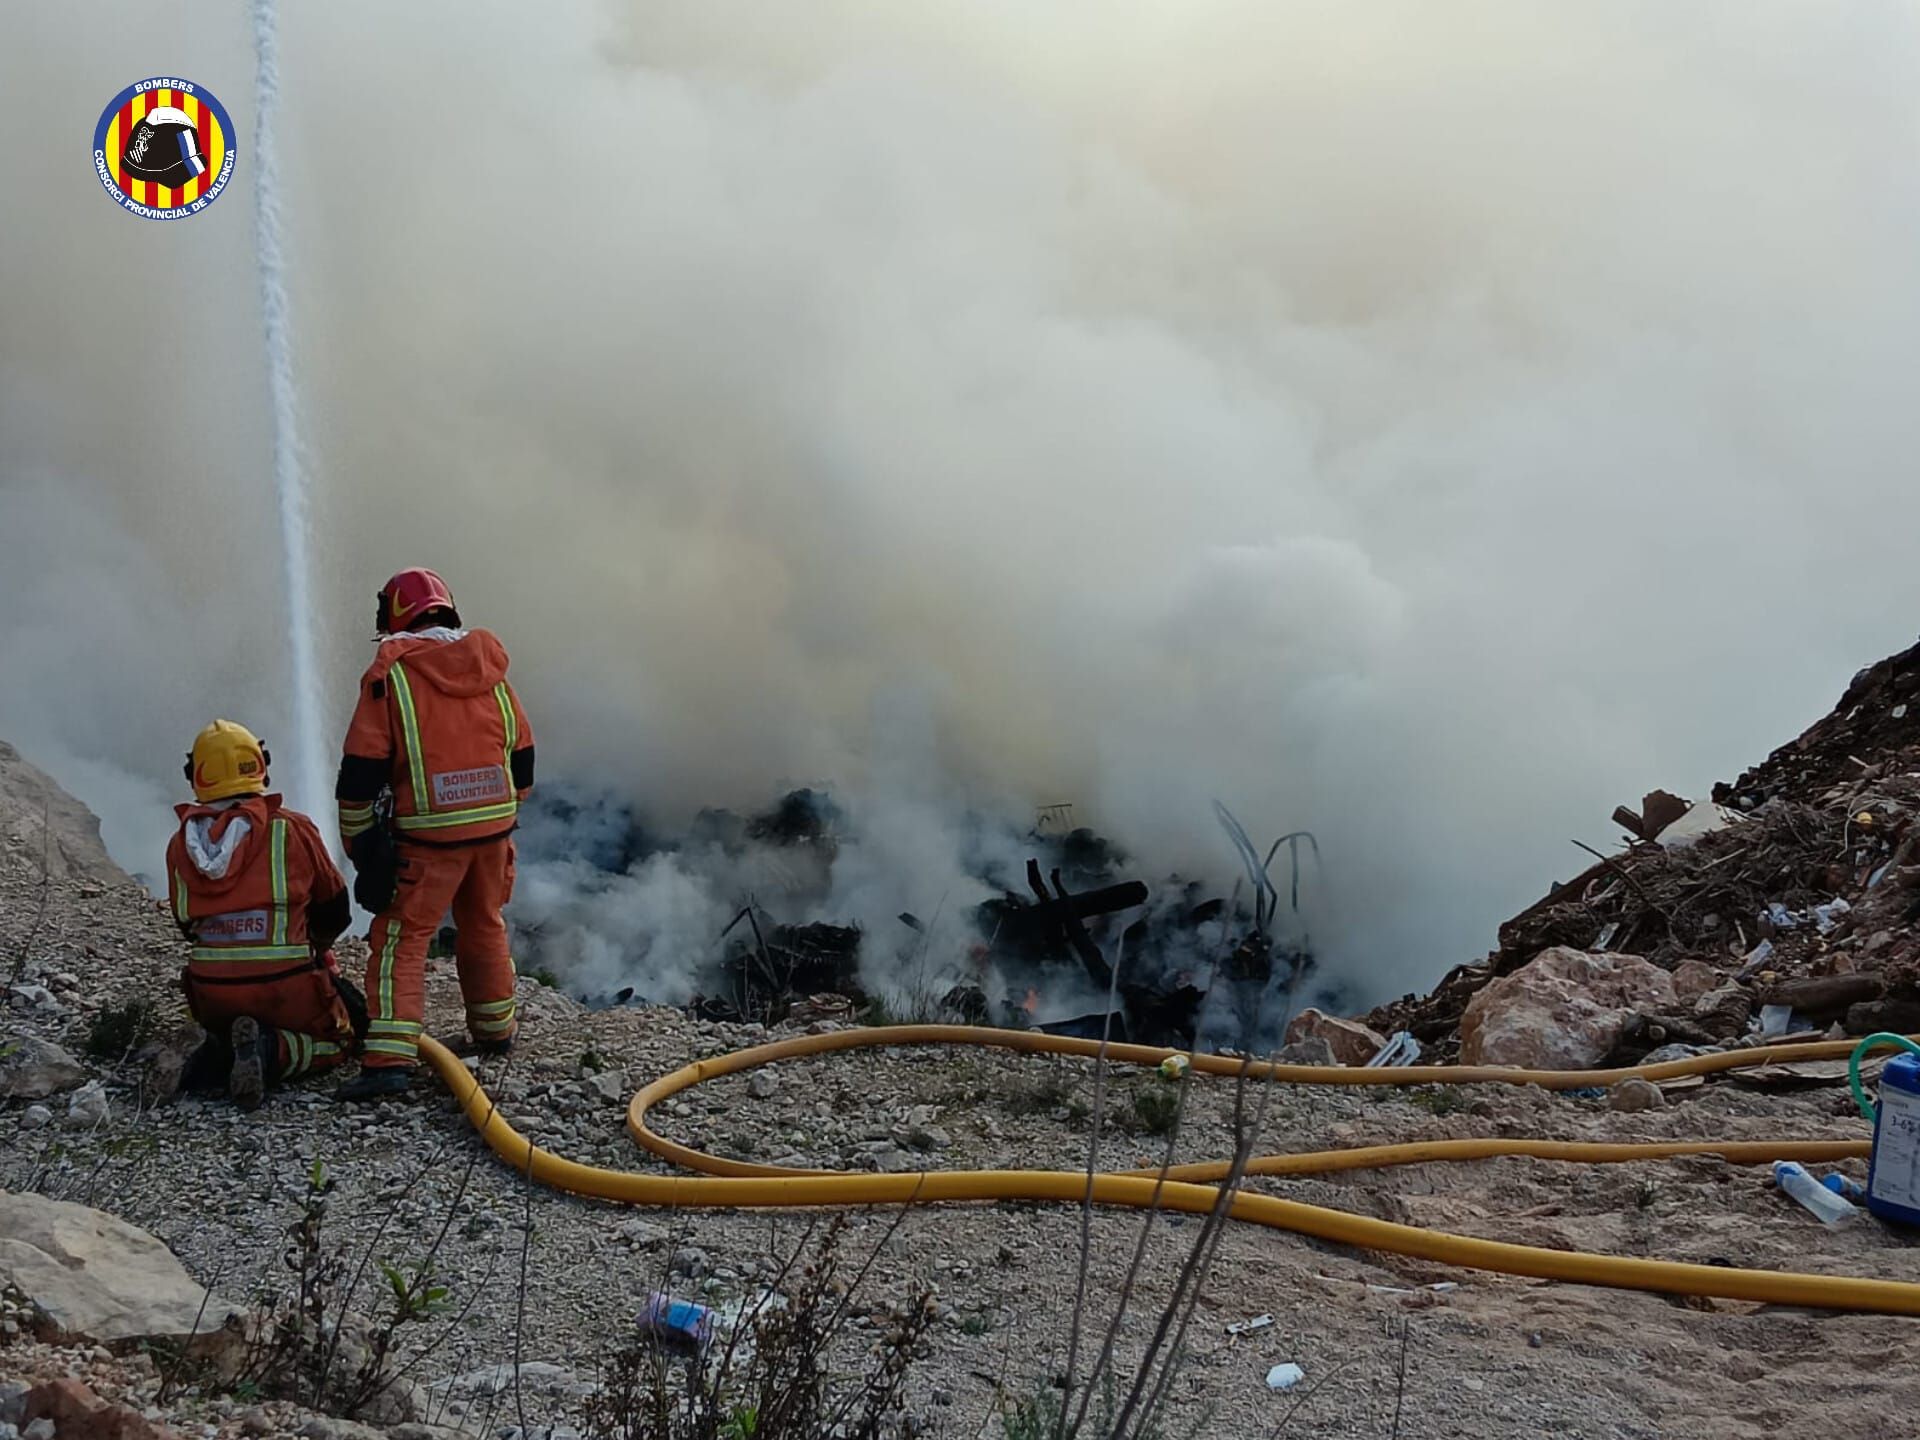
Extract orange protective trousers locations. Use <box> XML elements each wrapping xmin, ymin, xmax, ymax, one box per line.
<box><xmin>184</xmin><ymin>956</ymin><xmax>354</xmax><ymax>1079</ymax></box>
<box><xmin>363</xmin><ymin>838</ymin><xmax>518</xmax><ymax>1068</ymax></box>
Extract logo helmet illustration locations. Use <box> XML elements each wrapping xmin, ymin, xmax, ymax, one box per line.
<box><xmin>93</xmin><ymin>79</ymin><xmax>236</xmax><ymax>220</ymax></box>
<box><xmin>121</xmin><ymin>105</ymin><xmax>207</xmax><ymax>188</ymax></box>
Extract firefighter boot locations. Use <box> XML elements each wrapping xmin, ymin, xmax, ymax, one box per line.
<box><xmin>229</xmin><ymin>1016</ymin><xmax>273</xmax><ymax>1111</ymax></box>
<box><xmin>335</xmin><ymin>1066</ymin><xmax>411</xmax><ymax>1103</ymax></box>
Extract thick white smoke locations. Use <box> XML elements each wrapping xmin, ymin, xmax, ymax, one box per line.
<box><xmin>5</xmin><ymin>2</ymin><xmax>1920</xmax><ymax>1004</ymax></box>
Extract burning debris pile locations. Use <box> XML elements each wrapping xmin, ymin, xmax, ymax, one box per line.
<box><xmin>512</xmin><ymin>785</ymin><xmax>1329</xmax><ymax>1052</ymax></box>
<box><xmin>1367</xmin><ymin>637</ymin><xmax>1920</xmax><ymax>1064</ymax></box>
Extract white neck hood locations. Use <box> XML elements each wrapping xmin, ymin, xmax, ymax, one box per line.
<box><xmin>184</xmin><ymin>810</ymin><xmax>252</xmax><ymax>879</ymax></box>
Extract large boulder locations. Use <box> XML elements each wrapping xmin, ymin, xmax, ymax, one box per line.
<box><xmin>1458</xmin><ymin>947</ymin><xmax>1678</xmax><ymax>1069</ymax></box>
<box><xmin>0</xmin><ymin>741</ymin><xmax>129</xmax><ymax>886</ymax></box>
<box><xmin>1282</xmin><ymin>1008</ymin><xmax>1389</xmax><ymax>1066</ymax></box>
<box><xmin>0</xmin><ymin>1037</ymin><xmax>86</xmax><ymax>1099</ymax></box>
<box><xmin>23</xmin><ymin>1378</ymin><xmax>184</xmax><ymax>1440</ymax></box>
<box><xmin>0</xmin><ymin>1192</ymin><xmax>227</xmax><ymax>1345</ymax></box>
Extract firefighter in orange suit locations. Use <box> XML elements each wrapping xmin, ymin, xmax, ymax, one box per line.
<box><xmin>334</xmin><ymin>567</ymin><xmax>534</xmax><ymax>1100</ymax></box>
<box><xmin>164</xmin><ymin>720</ymin><xmax>361</xmax><ymax>1109</ymax></box>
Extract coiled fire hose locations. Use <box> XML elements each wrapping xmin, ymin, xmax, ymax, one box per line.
<box><xmin>418</xmin><ymin>1025</ymin><xmax>1920</xmax><ymax>1315</ymax></box>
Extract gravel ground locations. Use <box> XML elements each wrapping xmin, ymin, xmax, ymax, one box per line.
<box><xmin>7</xmin><ymin>802</ymin><xmax>1920</xmax><ymax>1438</ymax></box>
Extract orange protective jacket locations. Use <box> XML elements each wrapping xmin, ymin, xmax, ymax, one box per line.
<box><xmin>337</xmin><ymin>629</ymin><xmax>535</xmax><ymax>848</ymax></box>
<box><xmin>166</xmin><ymin>796</ymin><xmax>349</xmax><ymax>974</ymax></box>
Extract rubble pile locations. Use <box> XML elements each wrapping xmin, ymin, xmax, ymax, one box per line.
<box><xmin>1368</xmin><ymin>637</ymin><xmax>1920</xmax><ymax>1061</ymax></box>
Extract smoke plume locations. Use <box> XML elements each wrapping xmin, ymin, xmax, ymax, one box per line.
<box><xmin>5</xmin><ymin>1</ymin><xmax>1920</xmax><ymax>1006</ymax></box>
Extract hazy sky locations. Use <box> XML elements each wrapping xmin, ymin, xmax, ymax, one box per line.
<box><xmin>5</xmin><ymin>2</ymin><xmax>1920</xmax><ymax>1003</ymax></box>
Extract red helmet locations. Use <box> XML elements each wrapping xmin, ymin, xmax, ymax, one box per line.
<box><xmin>376</xmin><ymin>568</ymin><xmax>459</xmax><ymax>634</ymax></box>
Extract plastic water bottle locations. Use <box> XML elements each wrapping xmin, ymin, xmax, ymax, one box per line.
<box><xmin>1821</xmin><ymin>1172</ymin><xmax>1867</xmax><ymax>1203</ymax></box>
<box><xmin>1774</xmin><ymin>1161</ymin><xmax>1858</xmax><ymax>1227</ymax></box>
<box><xmin>638</xmin><ymin>1293</ymin><xmax>715</xmax><ymax>1355</ymax></box>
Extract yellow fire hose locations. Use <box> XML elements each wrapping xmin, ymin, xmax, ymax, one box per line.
<box><xmin>418</xmin><ymin>1024</ymin><xmax>1920</xmax><ymax>1315</ymax></box>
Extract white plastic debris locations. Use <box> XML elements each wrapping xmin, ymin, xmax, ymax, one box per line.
<box><xmin>1365</xmin><ymin>1032</ymin><xmax>1422</xmax><ymax>1068</ymax></box>
<box><xmin>1765</xmin><ymin>902</ymin><xmax>1798</xmax><ymax>932</ymax></box>
<box><xmin>1895</xmin><ymin>704</ymin><xmax>1909</xmax><ymax>720</ymax></box>
<box><xmin>1227</xmin><ymin>1314</ymin><xmax>1274</xmax><ymax>1336</ymax></box>
<box><xmin>1654</xmin><ymin>800</ymin><xmax>1744</xmax><ymax>850</ymax></box>
<box><xmin>1158</xmin><ymin>1054</ymin><xmax>1191</xmax><ymax>1081</ymax></box>
<box><xmin>1759</xmin><ymin>1004</ymin><xmax>1795</xmax><ymax>1039</ymax></box>
<box><xmin>1265</xmin><ymin>1363</ymin><xmax>1305</xmax><ymax>1392</ymax></box>
<box><xmin>1813</xmin><ymin>898</ymin><xmax>1852</xmax><ymax>935</ymax></box>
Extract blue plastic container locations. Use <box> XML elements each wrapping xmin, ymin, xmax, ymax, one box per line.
<box><xmin>1867</xmin><ymin>1053</ymin><xmax>1920</xmax><ymax>1228</ymax></box>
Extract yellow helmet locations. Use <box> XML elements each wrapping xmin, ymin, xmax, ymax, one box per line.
<box><xmin>184</xmin><ymin>719</ymin><xmax>271</xmax><ymax>802</ymax></box>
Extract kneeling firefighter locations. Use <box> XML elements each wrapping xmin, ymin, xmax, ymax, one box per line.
<box><xmin>334</xmin><ymin>567</ymin><xmax>534</xmax><ymax>1101</ymax></box>
<box><xmin>164</xmin><ymin>720</ymin><xmax>365</xmax><ymax>1108</ymax></box>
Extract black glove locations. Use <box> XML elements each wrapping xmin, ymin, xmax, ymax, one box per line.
<box><xmin>349</xmin><ymin>825</ymin><xmax>400</xmax><ymax>915</ymax></box>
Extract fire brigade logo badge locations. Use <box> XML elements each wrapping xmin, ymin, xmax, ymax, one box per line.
<box><xmin>93</xmin><ymin>77</ymin><xmax>236</xmax><ymax>220</ymax></box>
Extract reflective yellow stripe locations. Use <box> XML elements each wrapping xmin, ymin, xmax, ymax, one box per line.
<box><xmin>269</xmin><ymin>819</ymin><xmax>289</xmax><ymax>946</ymax></box>
<box><xmin>468</xmin><ymin>997</ymin><xmax>516</xmax><ymax>1016</ymax></box>
<box><xmin>377</xmin><ymin>918</ymin><xmax>401</xmax><ymax>1020</ymax></box>
<box><xmin>171</xmin><ymin>869</ymin><xmax>189</xmax><ymax>923</ymax></box>
<box><xmin>368</xmin><ymin>1018</ymin><xmax>423</xmax><ymax>1035</ymax></box>
<box><xmin>389</xmin><ymin>662</ymin><xmax>430</xmax><ymax>816</ymax></box>
<box><xmin>191</xmin><ymin>945</ymin><xmax>310</xmax><ymax>963</ymax></box>
<box><xmin>393</xmin><ymin>801</ymin><xmax>518</xmax><ymax>832</ymax></box>
<box><xmin>471</xmin><ymin>1013</ymin><xmax>517</xmax><ymax>1035</ymax></box>
<box><xmin>339</xmin><ymin>802</ymin><xmax>375</xmax><ymax>839</ymax></box>
<box><xmin>364</xmin><ymin>1037</ymin><xmax>419</xmax><ymax>1058</ymax></box>
<box><xmin>283</xmin><ymin>1032</ymin><xmax>309</xmax><ymax>1078</ymax></box>
<box><xmin>494</xmin><ymin>684</ymin><xmax>516</xmax><ymax>786</ymax></box>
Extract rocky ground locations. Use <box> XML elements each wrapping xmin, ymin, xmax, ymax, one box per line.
<box><xmin>8</xmin><ymin>655</ymin><xmax>1920</xmax><ymax>1440</ymax></box>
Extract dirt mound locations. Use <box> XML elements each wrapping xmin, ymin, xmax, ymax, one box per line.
<box><xmin>1368</xmin><ymin>635</ymin><xmax>1920</xmax><ymax>1058</ymax></box>
<box><xmin>0</xmin><ymin>740</ymin><xmax>129</xmax><ymax>887</ymax></box>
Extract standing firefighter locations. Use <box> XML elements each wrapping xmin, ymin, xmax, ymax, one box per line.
<box><xmin>334</xmin><ymin>567</ymin><xmax>534</xmax><ymax>1100</ymax></box>
<box><xmin>164</xmin><ymin>720</ymin><xmax>361</xmax><ymax>1109</ymax></box>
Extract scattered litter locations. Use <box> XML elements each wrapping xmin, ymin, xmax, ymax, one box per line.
<box><xmin>1158</xmin><ymin>1054</ymin><xmax>1191</xmax><ymax>1081</ymax></box>
<box><xmin>1592</xmin><ymin>920</ymin><xmax>1620</xmax><ymax>950</ymax></box>
<box><xmin>1896</xmin><ymin>704</ymin><xmax>1909</xmax><ymax>720</ymax></box>
<box><xmin>1732</xmin><ymin>1056</ymin><xmax>1881</xmax><ymax>1090</ymax></box>
<box><xmin>1758</xmin><ymin>1004</ymin><xmax>1795</xmax><ymax>1039</ymax></box>
<box><xmin>638</xmin><ymin>1293</ymin><xmax>716</xmax><ymax>1354</ymax></box>
<box><xmin>1227</xmin><ymin>1314</ymin><xmax>1273</xmax><ymax>1336</ymax></box>
<box><xmin>1365</xmin><ymin>1031</ymin><xmax>1422</xmax><ymax>1068</ymax></box>
<box><xmin>1764</xmin><ymin>902</ymin><xmax>1798</xmax><ymax>932</ymax></box>
<box><xmin>1774</xmin><ymin>1160</ymin><xmax>1859</xmax><ymax>1227</ymax></box>
<box><xmin>1813</xmin><ymin>897</ymin><xmax>1852</xmax><ymax>934</ymax></box>
<box><xmin>1652</xmin><ymin>800</ymin><xmax>1743</xmax><ymax>850</ymax></box>
<box><xmin>1736</xmin><ymin>939</ymin><xmax>1774</xmax><ymax>980</ymax></box>
<box><xmin>1365</xmin><ymin>1281</ymin><xmax>1460</xmax><ymax>1295</ymax></box>
<box><xmin>1265</xmin><ymin>1363</ymin><xmax>1305</xmax><ymax>1392</ymax></box>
